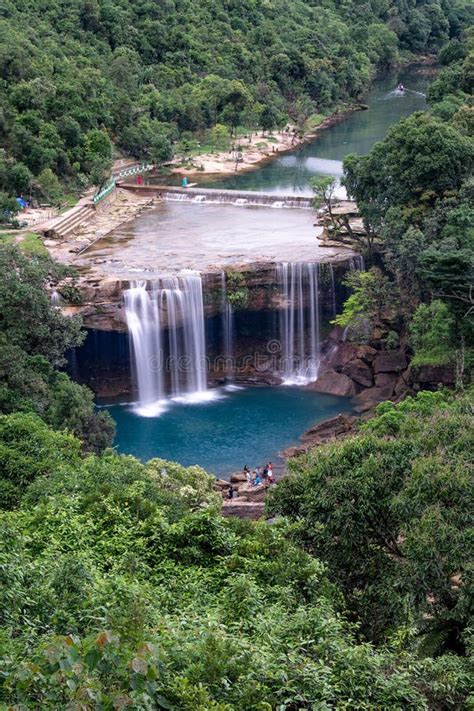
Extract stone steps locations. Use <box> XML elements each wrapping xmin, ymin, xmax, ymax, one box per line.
<box><xmin>40</xmin><ymin>200</ymin><xmax>95</xmax><ymax>239</ymax></box>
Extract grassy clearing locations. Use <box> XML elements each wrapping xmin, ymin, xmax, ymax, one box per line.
<box><xmin>20</xmin><ymin>232</ymin><xmax>49</xmax><ymax>256</ymax></box>
<box><xmin>306</xmin><ymin>113</ymin><xmax>326</xmax><ymax>130</ymax></box>
<box><xmin>1</xmin><ymin>231</ymin><xmax>48</xmax><ymax>257</ymax></box>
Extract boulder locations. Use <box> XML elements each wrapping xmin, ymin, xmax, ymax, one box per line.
<box><xmin>352</xmin><ymin>384</ymin><xmax>395</xmax><ymax>413</ymax></box>
<box><xmin>327</xmin><ymin>325</ymin><xmax>346</xmax><ymax>343</ymax></box>
<box><xmin>282</xmin><ymin>414</ymin><xmax>356</xmax><ymax>459</ymax></box>
<box><xmin>342</xmin><ymin>358</ymin><xmax>374</xmax><ymax>387</ymax></box>
<box><xmin>325</xmin><ymin>342</ymin><xmax>358</xmax><ymax>370</ymax></box>
<box><xmin>307</xmin><ymin>369</ymin><xmax>358</xmax><ymax>397</ymax></box>
<box><xmin>394</xmin><ymin>374</ymin><xmax>411</xmax><ymax>397</ymax></box>
<box><xmin>301</xmin><ymin>414</ymin><xmax>355</xmax><ymax>445</ymax></box>
<box><xmin>356</xmin><ymin>345</ymin><xmax>378</xmax><ymax>364</ymax></box>
<box><xmin>282</xmin><ymin>445</ymin><xmax>307</xmax><ymax>459</ymax></box>
<box><xmin>235</xmin><ymin>482</ymin><xmax>268</xmax><ymax>502</ymax></box>
<box><xmin>230</xmin><ymin>471</ymin><xmax>246</xmax><ymax>484</ymax></box>
<box><xmin>374</xmin><ymin>372</ymin><xmax>398</xmax><ymax>387</ymax></box>
<box><xmin>414</xmin><ymin>365</ymin><xmax>456</xmax><ymax>385</ymax></box>
<box><xmin>214</xmin><ymin>478</ymin><xmax>231</xmax><ymax>492</ymax></box>
<box><xmin>373</xmin><ymin>350</ymin><xmax>407</xmax><ymax>374</ymax></box>
<box><xmin>221</xmin><ymin>501</ymin><xmax>265</xmax><ymax>520</ymax></box>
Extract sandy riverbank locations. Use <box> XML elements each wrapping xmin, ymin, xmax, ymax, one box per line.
<box><xmin>172</xmin><ymin>107</ymin><xmax>364</xmax><ymax>179</ymax></box>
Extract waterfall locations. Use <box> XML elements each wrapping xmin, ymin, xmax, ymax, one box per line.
<box><xmin>278</xmin><ymin>262</ymin><xmax>321</xmax><ymax>385</ymax></box>
<box><xmin>350</xmin><ymin>254</ymin><xmax>365</xmax><ymax>271</ymax></box>
<box><xmin>160</xmin><ymin>274</ymin><xmax>208</xmax><ymax>398</ymax></box>
<box><xmin>329</xmin><ymin>264</ymin><xmax>337</xmax><ymax>317</ymax></box>
<box><xmin>221</xmin><ymin>272</ymin><xmax>235</xmax><ymax>380</ymax></box>
<box><xmin>158</xmin><ymin>187</ymin><xmax>312</xmax><ymax>209</ymax></box>
<box><xmin>124</xmin><ymin>274</ymin><xmax>209</xmax><ymax>416</ymax></box>
<box><xmin>50</xmin><ymin>289</ymin><xmax>63</xmax><ymax>306</ymax></box>
<box><xmin>124</xmin><ymin>282</ymin><xmax>165</xmax><ymax>415</ymax></box>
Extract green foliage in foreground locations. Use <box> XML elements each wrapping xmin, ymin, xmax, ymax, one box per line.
<box><xmin>409</xmin><ymin>300</ymin><xmax>457</xmax><ymax>367</ymax></box>
<box><xmin>268</xmin><ymin>390</ymin><xmax>474</xmax><ymax>661</ymax></box>
<box><xmin>0</xmin><ymin>411</ymin><xmax>472</xmax><ymax>709</ymax></box>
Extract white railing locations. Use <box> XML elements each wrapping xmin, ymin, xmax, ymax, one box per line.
<box><xmin>93</xmin><ymin>163</ymin><xmax>154</xmax><ymax>205</ymax></box>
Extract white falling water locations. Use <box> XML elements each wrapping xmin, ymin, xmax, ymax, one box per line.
<box><xmin>220</xmin><ymin>272</ymin><xmax>235</xmax><ymax>381</ymax></box>
<box><xmin>50</xmin><ymin>289</ymin><xmax>63</xmax><ymax>306</ymax></box>
<box><xmin>124</xmin><ymin>275</ymin><xmax>211</xmax><ymax>416</ymax></box>
<box><xmin>350</xmin><ymin>255</ymin><xmax>365</xmax><ymax>271</ymax></box>
<box><xmin>329</xmin><ymin>264</ymin><xmax>337</xmax><ymax>317</ymax></box>
<box><xmin>278</xmin><ymin>262</ymin><xmax>321</xmax><ymax>385</ymax></box>
<box><xmin>124</xmin><ymin>282</ymin><xmax>165</xmax><ymax>416</ymax></box>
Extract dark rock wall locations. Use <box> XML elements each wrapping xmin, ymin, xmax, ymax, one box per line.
<box><xmin>312</xmin><ymin>326</ymin><xmax>456</xmax><ymax>411</ymax></box>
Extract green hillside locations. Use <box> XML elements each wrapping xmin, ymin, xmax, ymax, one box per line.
<box><xmin>0</xmin><ymin>0</ymin><xmax>470</xmax><ymax>204</ymax></box>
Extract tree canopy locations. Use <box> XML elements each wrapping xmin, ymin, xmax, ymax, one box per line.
<box><xmin>0</xmin><ymin>244</ymin><xmax>115</xmax><ymax>460</ymax></box>
<box><xmin>268</xmin><ymin>390</ymin><xmax>474</xmax><ymax>658</ymax></box>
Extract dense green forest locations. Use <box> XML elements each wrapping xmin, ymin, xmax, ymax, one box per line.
<box><xmin>0</xmin><ymin>0</ymin><xmax>472</xmax><ymax>208</ymax></box>
<box><xmin>0</xmin><ymin>245</ymin><xmax>115</xmax><ymax>489</ymax></box>
<box><xmin>269</xmin><ymin>390</ymin><xmax>473</xmax><ymax>658</ymax></box>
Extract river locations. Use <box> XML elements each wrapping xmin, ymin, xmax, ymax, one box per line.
<box><xmin>197</xmin><ymin>65</ymin><xmax>428</xmax><ymax>194</ymax></box>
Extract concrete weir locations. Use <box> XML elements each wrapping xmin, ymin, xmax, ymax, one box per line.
<box><xmin>117</xmin><ymin>183</ymin><xmax>313</xmax><ymax>209</ymax></box>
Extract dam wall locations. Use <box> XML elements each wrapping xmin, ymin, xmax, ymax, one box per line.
<box><xmin>117</xmin><ymin>183</ymin><xmax>313</xmax><ymax>209</ymax></box>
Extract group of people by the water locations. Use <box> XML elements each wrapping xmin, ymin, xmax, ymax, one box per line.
<box><xmin>244</xmin><ymin>462</ymin><xmax>274</xmax><ymax>487</ymax></box>
<box><xmin>226</xmin><ymin>462</ymin><xmax>275</xmax><ymax>499</ymax></box>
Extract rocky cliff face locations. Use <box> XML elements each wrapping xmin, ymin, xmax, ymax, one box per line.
<box><xmin>67</xmin><ymin>258</ymin><xmax>353</xmax><ymax>333</ymax></box>
<box><xmin>309</xmin><ymin>326</ymin><xmax>456</xmax><ymax>410</ymax></box>
<box><xmin>69</xmin><ymin>268</ymin><xmax>454</xmax><ymax>403</ymax></box>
